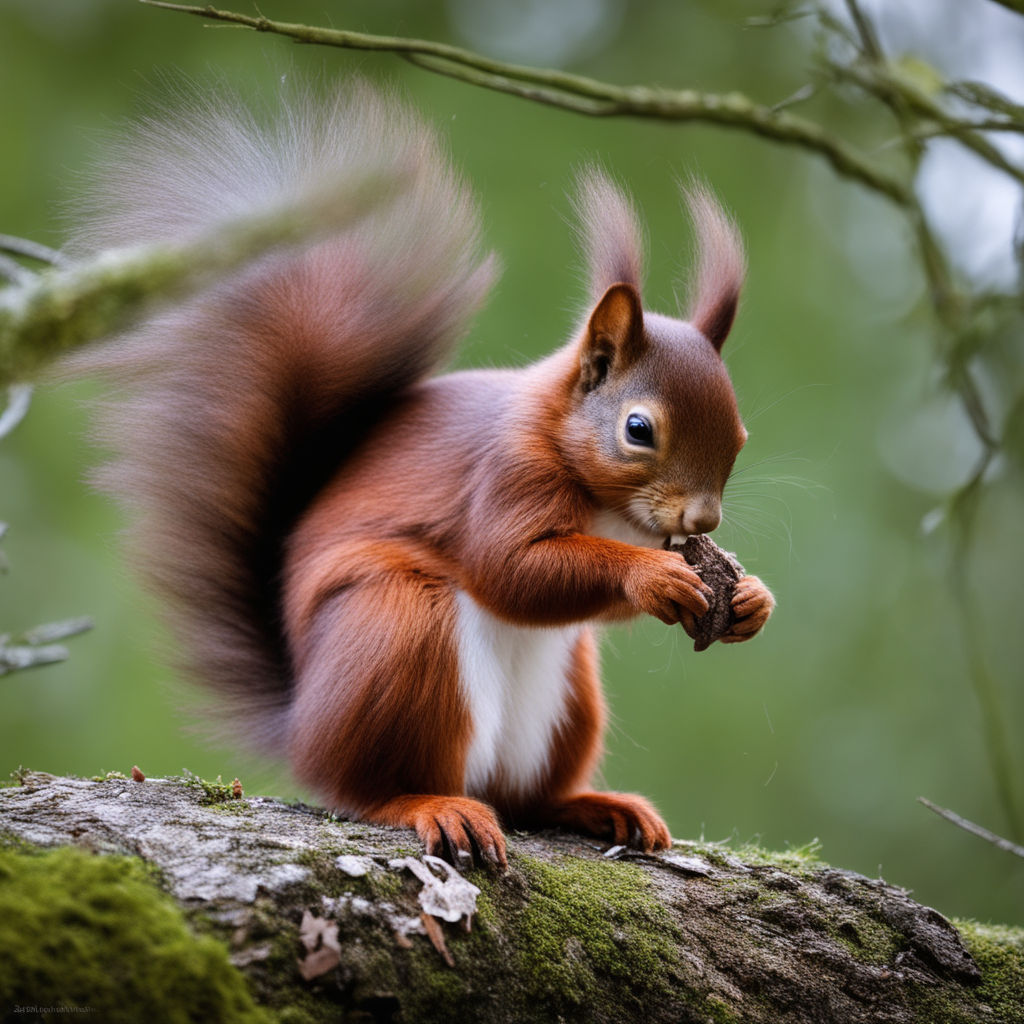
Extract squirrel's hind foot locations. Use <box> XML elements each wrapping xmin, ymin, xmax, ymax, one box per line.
<box><xmin>543</xmin><ymin>791</ymin><xmax>671</xmax><ymax>852</ymax></box>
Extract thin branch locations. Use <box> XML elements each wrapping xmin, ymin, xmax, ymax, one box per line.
<box><xmin>986</xmin><ymin>0</ymin><xmax>1024</xmax><ymax>16</ymax></box>
<box><xmin>905</xmin><ymin>120</ymin><xmax>1024</xmax><ymax>141</ymax></box>
<box><xmin>0</xmin><ymin>256</ymin><xmax>36</xmax><ymax>287</ymax></box>
<box><xmin>837</xmin><ymin>63</ymin><xmax>1024</xmax><ymax>187</ymax></box>
<box><xmin>0</xmin><ymin>169</ymin><xmax>400</xmax><ymax>386</ymax></box>
<box><xmin>0</xmin><ymin>384</ymin><xmax>33</xmax><ymax>439</ymax></box>
<box><xmin>0</xmin><ymin>643</ymin><xmax>71</xmax><ymax>675</ymax></box>
<box><xmin>919</xmin><ymin>798</ymin><xmax>1024</xmax><ymax>859</ymax></box>
<box><xmin>949</xmin><ymin>80</ymin><xmax>1024</xmax><ymax>126</ymax></box>
<box><xmin>22</xmin><ymin>617</ymin><xmax>94</xmax><ymax>646</ymax></box>
<box><xmin>140</xmin><ymin>1</ymin><xmax>911</xmax><ymax>206</ymax></box>
<box><xmin>0</xmin><ymin>234</ymin><xmax>68</xmax><ymax>268</ymax></box>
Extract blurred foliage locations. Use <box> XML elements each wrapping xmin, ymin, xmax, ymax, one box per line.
<box><xmin>0</xmin><ymin>0</ymin><xmax>1021</xmax><ymax>928</ymax></box>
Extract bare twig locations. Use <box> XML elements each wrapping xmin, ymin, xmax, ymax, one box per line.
<box><xmin>835</xmin><ymin>62</ymin><xmax>1024</xmax><ymax>187</ymax></box>
<box><xmin>0</xmin><ymin>255</ymin><xmax>36</xmax><ymax>287</ymax></box>
<box><xmin>0</xmin><ymin>643</ymin><xmax>70</xmax><ymax>675</ymax></box>
<box><xmin>139</xmin><ymin>1</ymin><xmax>911</xmax><ymax>205</ymax></box>
<box><xmin>22</xmin><ymin>617</ymin><xmax>94</xmax><ymax>646</ymax></box>
<box><xmin>949</xmin><ymin>79</ymin><xmax>1024</xmax><ymax>126</ymax></box>
<box><xmin>0</xmin><ymin>234</ymin><xmax>67</xmax><ymax>268</ymax></box>
<box><xmin>919</xmin><ymin>798</ymin><xmax>1024</xmax><ymax>860</ymax></box>
<box><xmin>0</xmin><ymin>384</ymin><xmax>33</xmax><ymax>439</ymax></box>
<box><xmin>987</xmin><ymin>0</ymin><xmax>1024</xmax><ymax>16</ymax></box>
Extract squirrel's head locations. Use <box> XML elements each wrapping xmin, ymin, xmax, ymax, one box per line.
<box><xmin>560</xmin><ymin>170</ymin><xmax>747</xmax><ymax>540</ymax></box>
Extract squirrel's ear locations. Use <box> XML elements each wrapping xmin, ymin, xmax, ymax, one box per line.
<box><xmin>683</xmin><ymin>183</ymin><xmax>745</xmax><ymax>352</ymax></box>
<box><xmin>573</xmin><ymin>166</ymin><xmax>644</xmax><ymax>302</ymax></box>
<box><xmin>580</xmin><ymin>283</ymin><xmax>645</xmax><ymax>392</ymax></box>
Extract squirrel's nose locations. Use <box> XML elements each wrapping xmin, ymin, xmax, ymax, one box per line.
<box><xmin>679</xmin><ymin>500</ymin><xmax>721</xmax><ymax>536</ymax></box>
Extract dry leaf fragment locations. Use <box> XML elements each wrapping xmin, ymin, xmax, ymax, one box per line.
<box><xmin>388</xmin><ymin>854</ymin><xmax>480</xmax><ymax>925</ymax></box>
<box><xmin>662</xmin><ymin>853</ymin><xmax>716</xmax><ymax>877</ymax></box>
<box><xmin>297</xmin><ymin>910</ymin><xmax>342</xmax><ymax>981</ymax></box>
<box><xmin>420</xmin><ymin>912</ymin><xmax>455</xmax><ymax>967</ymax></box>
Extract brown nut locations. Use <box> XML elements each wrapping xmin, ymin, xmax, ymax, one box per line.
<box><xmin>665</xmin><ymin>534</ymin><xmax>744</xmax><ymax>652</ymax></box>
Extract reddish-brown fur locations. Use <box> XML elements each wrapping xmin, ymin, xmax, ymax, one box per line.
<box><xmin>72</xmin><ymin>83</ymin><xmax>774</xmax><ymax>868</ymax></box>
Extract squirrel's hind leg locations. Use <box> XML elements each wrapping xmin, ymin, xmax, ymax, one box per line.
<box><xmin>287</xmin><ymin>554</ymin><xmax>506</xmax><ymax>867</ymax></box>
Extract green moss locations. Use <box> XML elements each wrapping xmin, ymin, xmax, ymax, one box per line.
<box><xmin>705</xmin><ymin>994</ymin><xmax>742</xmax><ymax>1024</ymax></box>
<box><xmin>276</xmin><ymin>1009</ymin><xmax>320</xmax><ymax>1024</ymax></box>
<box><xmin>208</xmin><ymin>800</ymin><xmax>253</xmax><ymax>817</ymax></box>
<box><xmin>667</xmin><ymin>836</ymin><xmax>822</xmax><ymax>877</ymax></box>
<box><xmin>731</xmin><ymin>838</ymin><xmax>822</xmax><ymax>874</ymax></box>
<box><xmin>369</xmin><ymin>853</ymin><xmax>694</xmax><ymax>1023</ymax></box>
<box><xmin>828</xmin><ymin>912</ymin><xmax>901</xmax><ymax>965</ymax></box>
<box><xmin>288</xmin><ymin>847</ymin><xmax>404</xmax><ymax>905</ymax></box>
<box><xmin>179</xmin><ymin>770</ymin><xmax>242</xmax><ymax>806</ymax></box>
<box><xmin>955</xmin><ymin>920</ymin><xmax>1024</xmax><ymax>1023</ymax></box>
<box><xmin>0</xmin><ymin>846</ymin><xmax>271</xmax><ymax>1024</ymax></box>
<box><xmin>515</xmin><ymin>855</ymin><xmax>681</xmax><ymax>1012</ymax></box>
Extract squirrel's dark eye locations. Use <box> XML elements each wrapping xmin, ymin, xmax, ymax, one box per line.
<box><xmin>625</xmin><ymin>413</ymin><xmax>654</xmax><ymax>447</ymax></box>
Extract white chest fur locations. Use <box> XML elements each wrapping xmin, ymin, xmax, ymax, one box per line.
<box><xmin>455</xmin><ymin>591</ymin><xmax>580</xmax><ymax>797</ymax></box>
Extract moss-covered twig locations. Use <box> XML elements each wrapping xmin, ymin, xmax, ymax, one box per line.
<box><xmin>0</xmin><ymin>170</ymin><xmax>398</xmax><ymax>387</ymax></box>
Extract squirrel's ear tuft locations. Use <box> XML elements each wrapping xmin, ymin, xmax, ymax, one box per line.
<box><xmin>574</xmin><ymin>166</ymin><xmax>645</xmax><ymax>302</ymax></box>
<box><xmin>682</xmin><ymin>183</ymin><xmax>746</xmax><ymax>351</ymax></box>
<box><xmin>580</xmin><ymin>283</ymin><xmax>645</xmax><ymax>392</ymax></box>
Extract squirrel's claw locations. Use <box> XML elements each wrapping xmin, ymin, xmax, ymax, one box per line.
<box><xmin>679</xmin><ymin>609</ymin><xmax>698</xmax><ymax>639</ymax></box>
<box><xmin>417</xmin><ymin>798</ymin><xmax>508</xmax><ymax>871</ymax></box>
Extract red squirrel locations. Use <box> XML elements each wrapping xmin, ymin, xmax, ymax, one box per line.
<box><xmin>72</xmin><ymin>81</ymin><xmax>774</xmax><ymax>868</ymax></box>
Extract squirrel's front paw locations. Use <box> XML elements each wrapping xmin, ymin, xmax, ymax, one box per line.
<box><xmin>720</xmin><ymin>575</ymin><xmax>774</xmax><ymax>644</ymax></box>
<box><xmin>625</xmin><ymin>552</ymin><xmax>711</xmax><ymax>626</ymax></box>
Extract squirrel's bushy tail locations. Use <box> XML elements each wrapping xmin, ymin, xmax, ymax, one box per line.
<box><xmin>69</xmin><ymin>79</ymin><xmax>495</xmax><ymax>751</ymax></box>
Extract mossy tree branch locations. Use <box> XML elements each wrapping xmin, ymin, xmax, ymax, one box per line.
<box><xmin>3</xmin><ymin>772</ymin><xmax>1022</xmax><ymax>1023</ymax></box>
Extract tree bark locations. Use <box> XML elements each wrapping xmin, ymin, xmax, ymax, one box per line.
<box><xmin>1</xmin><ymin>772</ymin><xmax>1021</xmax><ymax>1023</ymax></box>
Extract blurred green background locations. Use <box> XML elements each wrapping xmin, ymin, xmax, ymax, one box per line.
<box><xmin>2</xmin><ymin>0</ymin><xmax>1022</xmax><ymax>927</ymax></box>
